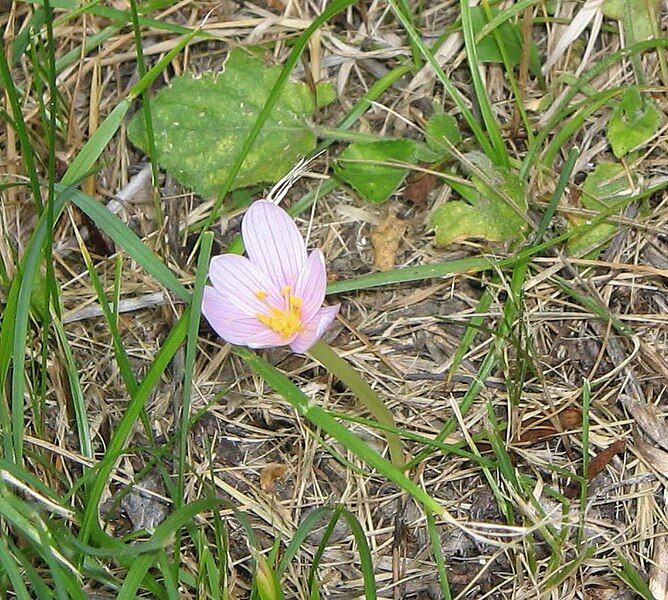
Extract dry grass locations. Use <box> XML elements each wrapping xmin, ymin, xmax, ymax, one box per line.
<box><xmin>1</xmin><ymin>0</ymin><xmax>667</xmax><ymax>598</ymax></box>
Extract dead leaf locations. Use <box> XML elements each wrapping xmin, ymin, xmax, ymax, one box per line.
<box><xmin>564</xmin><ymin>439</ymin><xmax>626</xmax><ymax>499</ymax></box>
<box><xmin>587</xmin><ymin>439</ymin><xmax>626</xmax><ymax>481</ymax></box>
<box><xmin>516</xmin><ymin>407</ymin><xmax>582</xmax><ymax>444</ymax></box>
<box><xmin>119</xmin><ymin>474</ymin><xmax>168</xmax><ymax>532</ymax></box>
<box><xmin>371</xmin><ymin>214</ymin><xmax>408</xmax><ymax>272</ymax></box>
<box><xmin>260</xmin><ymin>464</ymin><xmax>288</xmax><ymax>494</ymax></box>
<box><xmin>384</xmin><ymin>284</ymin><xmax>447</xmax><ymax>311</ymax></box>
<box><xmin>560</xmin><ymin>408</ymin><xmax>583</xmax><ymax>429</ymax></box>
<box><xmin>403</xmin><ymin>171</ymin><xmax>438</xmax><ymax>209</ymax></box>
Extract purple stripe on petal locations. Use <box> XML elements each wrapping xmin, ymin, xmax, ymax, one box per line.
<box><xmin>294</xmin><ymin>250</ymin><xmax>327</xmax><ymax>322</ymax></box>
<box><xmin>202</xmin><ymin>286</ymin><xmax>285</xmax><ymax>349</ymax></box>
<box><xmin>242</xmin><ymin>201</ymin><xmax>307</xmax><ymax>290</ymax></box>
<box><xmin>208</xmin><ymin>254</ymin><xmax>281</xmax><ymax>313</ymax></box>
<box><xmin>289</xmin><ymin>304</ymin><xmax>340</xmax><ymax>353</ymax></box>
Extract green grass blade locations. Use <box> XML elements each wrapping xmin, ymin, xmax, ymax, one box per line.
<box><xmin>329</xmin><ymin>65</ymin><xmax>413</xmax><ymax>136</ymax></box>
<box><xmin>395</xmin><ymin>0</ymin><xmax>421</xmax><ymax>68</ymax></box>
<box><xmin>0</xmin><ymin>38</ymin><xmax>43</xmax><ymax>211</ymax></box>
<box><xmin>157</xmin><ymin>550</ymin><xmax>180</xmax><ymax>600</ymax></box>
<box><xmin>117</xmin><ymin>554</ymin><xmax>156</xmax><ymax>599</ymax></box>
<box><xmin>446</xmin><ymin>287</ymin><xmax>494</xmax><ymax>385</ymax></box>
<box><xmin>60</xmin><ymin>99</ymin><xmax>131</xmax><ymax>186</ymax></box>
<box><xmin>173</xmin><ymin>232</ymin><xmax>212</xmax><ymax>580</ymax></box>
<box><xmin>20</xmin><ymin>0</ymin><xmax>197</xmax><ymax>36</ymax></box>
<box><xmin>330</xmin><ymin>410</ymin><xmax>495</xmax><ymax>467</ymax></box>
<box><xmin>520</xmin><ymin>38</ymin><xmax>668</xmax><ymax>179</ymax></box>
<box><xmin>0</xmin><ymin>535</ymin><xmax>31</xmax><ymax>598</ymax></box>
<box><xmin>425</xmin><ymin>509</ymin><xmax>452</xmax><ymax>600</ymax></box>
<box><xmin>484</xmin><ymin>401</ymin><xmax>518</xmax><ymax>522</ymax></box>
<box><xmin>307</xmin><ymin>507</ymin><xmax>345</xmax><ymax>593</ymax></box>
<box><xmin>73</xmin><ymin>231</ymin><xmax>138</xmax><ymax>396</ymax></box>
<box><xmin>70</xmin><ymin>190</ymin><xmax>189</xmax><ymax>301</ymax></box>
<box><xmin>8</xmin><ymin>221</ymin><xmax>46</xmax><ymax>463</ymax></box>
<box><xmin>0</xmin><ymin>493</ymin><xmax>83</xmax><ymax>599</ymax></box>
<box><xmin>177</xmin><ymin>231</ymin><xmax>212</xmax><ymax>504</ymax></box>
<box><xmin>406</xmin><ymin>258</ymin><xmax>529</xmax><ymax>469</ymax></box>
<box><xmin>62</xmin><ymin>25</ymin><xmax>198</xmax><ymax>187</ymax></box>
<box><xmin>386</xmin><ymin>0</ymin><xmax>495</xmax><ymax>158</ymax></box>
<box><xmin>128</xmin><ymin>0</ymin><xmax>162</xmax><ymax>222</ymax></box>
<box><xmin>308</xmin><ymin>340</ymin><xmax>404</xmax><ymax>466</ymax></box>
<box><xmin>338</xmin><ymin>508</ymin><xmax>377</xmax><ymax>600</ymax></box>
<box><xmin>532</xmin><ymin>147</ymin><xmax>579</xmax><ymax>244</ymax></box>
<box><xmin>612</xmin><ymin>554</ymin><xmax>655</xmax><ymax>600</ymax></box>
<box><xmin>481</xmin><ymin>0</ymin><xmax>534</xmax><ymax>144</ymax></box>
<box><xmin>326</xmin><ymin>255</ymin><xmax>501</xmax><ymax>294</ymax></box>
<box><xmin>474</xmin><ymin>0</ymin><xmax>540</xmax><ymax>46</ymax></box>
<box><xmin>79</xmin><ymin>309</ymin><xmax>190</xmax><ymax>545</ymax></box>
<box><xmin>459</xmin><ymin>0</ymin><xmax>509</xmax><ymax>167</ymax></box>
<box><xmin>51</xmin><ymin>318</ymin><xmax>93</xmax><ymax>461</ymax></box>
<box><xmin>54</xmin><ymin>25</ymin><xmax>121</xmax><ymax>76</ymax></box>
<box><xmin>552</xmin><ymin>277</ymin><xmax>633</xmax><ymax>338</ymax></box>
<box><xmin>577</xmin><ymin>379</ymin><xmax>591</xmax><ymax>546</ymax></box>
<box><xmin>302</xmin><ymin>506</ymin><xmax>377</xmax><ymax>599</ymax></box>
<box><xmin>276</xmin><ymin>507</ymin><xmax>331</xmax><ymax>576</ymax></box>
<box><xmin>39</xmin><ymin>0</ymin><xmax>61</xmax><ymax>450</ymax></box>
<box><xmin>10</xmin><ymin>7</ymin><xmax>45</xmax><ymax>66</ymax></box>
<box><xmin>9</xmin><ymin>537</ymin><xmax>56</xmax><ymax>599</ymax></box>
<box><xmin>542</xmin><ymin>546</ymin><xmax>595</xmax><ymax>592</ymax></box>
<box><xmin>0</xmin><ymin>185</ymin><xmax>92</xmax><ymax>438</ymax></box>
<box><xmin>540</xmin><ymin>90</ymin><xmax>618</xmax><ymax>170</ymax></box>
<box><xmin>235</xmin><ymin>347</ymin><xmax>444</xmax><ymax>515</ymax></box>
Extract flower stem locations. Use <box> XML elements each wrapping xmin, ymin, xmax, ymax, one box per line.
<box><xmin>307</xmin><ymin>340</ymin><xmax>405</xmax><ymax>467</ymax></box>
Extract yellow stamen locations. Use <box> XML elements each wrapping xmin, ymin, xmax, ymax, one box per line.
<box><xmin>255</xmin><ymin>286</ymin><xmax>304</xmax><ymax>339</ymax></box>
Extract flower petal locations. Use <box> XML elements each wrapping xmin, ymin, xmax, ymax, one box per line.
<box><xmin>289</xmin><ymin>304</ymin><xmax>340</xmax><ymax>353</ymax></box>
<box><xmin>242</xmin><ymin>200</ymin><xmax>307</xmax><ymax>289</ymax></box>
<box><xmin>208</xmin><ymin>253</ymin><xmax>281</xmax><ymax>313</ymax></box>
<box><xmin>293</xmin><ymin>250</ymin><xmax>327</xmax><ymax>321</ymax></box>
<box><xmin>201</xmin><ymin>286</ymin><xmax>286</xmax><ymax>349</ymax></box>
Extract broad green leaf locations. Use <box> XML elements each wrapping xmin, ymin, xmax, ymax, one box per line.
<box><xmin>567</xmin><ymin>162</ymin><xmax>635</xmax><ymax>257</ymax></box>
<box><xmin>469</xmin><ymin>6</ymin><xmax>540</xmax><ymax>73</ymax></box>
<box><xmin>229</xmin><ymin>188</ymin><xmax>254</xmax><ymax>210</ymax></box>
<box><xmin>602</xmin><ymin>0</ymin><xmax>660</xmax><ymax>45</ymax></box>
<box><xmin>333</xmin><ymin>139</ymin><xmax>418</xmax><ymax>203</ymax></box>
<box><xmin>128</xmin><ymin>48</ymin><xmax>335</xmax><ymax>198</ymax></box>
<box><xmin>606</xmin><ymin>88</ymin><xmax>662</xmax><ymax>157</ymax></box>
<box><xmin>418</xmin><ymin>112</ymin><xmax>462</xmax><ymax>161</ymax></box>
<box><xmin>430</xmin><ymin>166</ymin><xmax>527</xmax><ymax>246</ymax></box>
<box><xmin>432</xmin><ymin>202</ymin><xmax>498</xmax><ymax>245</ymax></box>
<box><xmin>581</xmin><ymin>162</ymin><xmax>634</xmax><ymax>211</ymax></box>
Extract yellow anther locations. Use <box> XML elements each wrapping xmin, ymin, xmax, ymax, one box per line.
<box><xmin>256</xmin><ymin>291</ymin><xmax>304</xmax><ymax>339</ymax></box>
<box><xmin>255</xmin><ymin>290</ymin><xmax>268</xmax><ymax>300</ymax></box>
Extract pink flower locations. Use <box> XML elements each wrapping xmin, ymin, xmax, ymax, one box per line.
<box><xmin>202</xmin><ymin>201</ymin><xmax>340</xmax><ymax>353</ymax></box>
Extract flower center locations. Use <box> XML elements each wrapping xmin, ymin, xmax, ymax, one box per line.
<box><xmin>255</xmin><ymin>286</ymin><xmax>303</xmax><ymax>339</ymax></box>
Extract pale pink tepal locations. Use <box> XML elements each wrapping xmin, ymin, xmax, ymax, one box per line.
<box><xmin>202</xmin><ymin>201</ymin><xmax>340</xmax><ymax>353</ymax></box>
